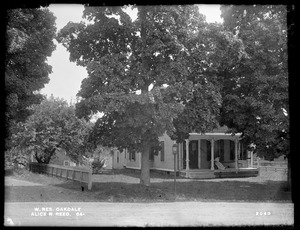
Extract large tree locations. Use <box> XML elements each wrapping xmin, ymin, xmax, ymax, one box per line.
<box><xmin>57</xmin><ymin>5</ymin><xmax>246</xmax><ymax>186</ymax></box>
<box><xmin>5</xmin><ymin>7</ymin><xmax>56</xmax><ymax>147</ymax></box>
<box><xmin>218</xmin><ymin>5</ymin><xmax>289</xmax><ymax>185</ymax></box>
<box><xmin>10</xmin><ymin>96</ymin><xmax>93</xmax><ymax>164</ymax></box>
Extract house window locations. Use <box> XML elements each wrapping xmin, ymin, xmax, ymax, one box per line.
<box><xmin>160</xmin><ymin>141</ymin><xmax>165</xmax><ymax>162</ymax></box>
<box><xmin>117</xmin><ymin>151</ymin><xmax>119</xmax><ymax>163</ymax></box>
<box><xmin>129</xmin><ymin>151</ymin><xmax>135</xmax><ymax>161</ymax></box>
<box><xmin>63</xmin><ymin>160</ymin><xmax>69</xmax><ymax>166</ymax></box>
<box><xmin>149</xmin><ymin>146</ymin><xmax>158</xmax><ymax>161</ymax></box>
<box><xmin>149</xmin><ymin>142</ymin><xmax>164</xmax><ymax>161</ymax></box>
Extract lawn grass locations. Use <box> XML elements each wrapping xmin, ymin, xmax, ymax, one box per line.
<box><xmin>5</xmin><ymin>168</ymin><xmax>292</xmax><ymax>203</ymax></box>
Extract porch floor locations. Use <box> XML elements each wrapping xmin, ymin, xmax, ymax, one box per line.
<box><xmin>180</xmin><ymin>168</ymin><xmax>259</xmax><ymax>179</ymax></box>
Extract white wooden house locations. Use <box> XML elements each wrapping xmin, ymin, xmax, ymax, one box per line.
<box><xmin>113</xmin><ymin>126</ymin><xmax>259</xmax><ymax>179</ymax></box>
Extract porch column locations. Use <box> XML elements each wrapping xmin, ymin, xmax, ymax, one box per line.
<box><xmin>250</xmin><ymin>151</ymin><xmax>254</xmax><ymax>168</ymax></box>
<box><xmin>180</xmin><ymin>143</ymin><xmax>183</xmax><ymax>170</ymax></box>
<box><xmin>178</xmin><ymin>143</ymin><xmax>181</xmax><ymax>172</ymax></box>
<box><xmin>210</xmin><ymin>139</ymin><xmax>215</xmax><ymax>170</ymax></box>
<box><xmin>139</xmin><ymin>152</ymin><xmax>142</xmax><ymax>169</ymax></box>
<box><xmin>235</xmin><ymin>139</ymin><xmax>239</xmax><ymax>169</ymax></box>
<box><xmin>185</xmin><ymin>140</ymin><xmax>189</xmax><ymax>171</ymax></box>
<box><xmin>198</xmin><ymin>139</ymin><xmax>201</xmax><ymax>169</ymax></box>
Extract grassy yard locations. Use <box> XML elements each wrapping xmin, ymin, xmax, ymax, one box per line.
<box><xmin>5</xmin><ymin>168</ymin><xmax>292</xmax><ymax>203</ymax></box>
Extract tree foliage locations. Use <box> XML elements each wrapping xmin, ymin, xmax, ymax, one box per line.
<box><xmin>5</xmin><ymin>7</ymin><xmax>56</xmax><ymax>146</ymax></box>
<box><xmin>9</xmin><ymin>96</ymin><xmax>93</xmax><ymax>164</ymax></box>
<box><xmin>219</xmin><ymin>5</ymin><xmax>289</xmax><ymax>160</ymax></box>
<box><xmin>57</xmin><ymin>5</ymin><xmax>246</xmax><ymax>185</ymax></box>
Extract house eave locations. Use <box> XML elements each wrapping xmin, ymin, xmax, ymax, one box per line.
<box><xmin>189</xmin><ymin>132</ymin><xmax>242</xmax><ymax>137</ymax></box>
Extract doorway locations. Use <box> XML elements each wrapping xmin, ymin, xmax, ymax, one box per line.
<box><xmin>183</xmin><ymin>140</ymin><xmax>199</xmax><ymax>169</ymax></box>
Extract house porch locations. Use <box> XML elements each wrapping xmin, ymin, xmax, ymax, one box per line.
<box><xmin>175</xmin><ymin>128</ymin><xmax>258</xmax><ymax>179</ymax></box>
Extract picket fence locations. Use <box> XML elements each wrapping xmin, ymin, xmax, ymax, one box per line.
<box><xmin>28</xmin><ymin>162</ymin><xmax>93</xmax><ymax>190</ymax></box>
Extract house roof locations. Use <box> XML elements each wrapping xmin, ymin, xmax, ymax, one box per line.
<box><xmin>189</xmin><ymin>125</ymin><xmax>242</xmax><ymax>138</ymax></box>
<box><xmin>210</xmin><ymin>125</ymin><xmax>230</xmax><ymax>133</ymax></box>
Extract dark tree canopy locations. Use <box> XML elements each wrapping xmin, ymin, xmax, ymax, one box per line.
<box><xmin>5</xmin><ymin>8</ymin><xmax>56</xmax><ymax>143</ymax></box>
<box><xmin>219</xmin><ymin>5</ymin><xmax>289</xmax><ymax>160</ymax></box>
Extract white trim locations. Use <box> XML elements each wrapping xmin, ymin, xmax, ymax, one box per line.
<box><xmin>126</xmin><ymin>166</ymin><xmax>141</xmax><ymax>170</ymax></box>
<box><xmin>126</xmin><ymin>166</ymin><xmax>174</xmax><ymax>172</ymax></box>
<box><xmin>139</xmin><ymin>152</ymin><xmax>142</xmax><ymax>168</ymax></box>
<box><xmin>150</xmin><ymin>167</ymin><xmax>174</xmax><ymax>172</ymax></box>
<box><xmin>185</xmin><ymin>140</ymin><xmax>190</xmax><ymax>171</ymax></box>
<box><xmin>189</xmin><ymin>132</ymin><xmax>242</xmax><ymax>136</ymax></box>
<box><xmin>211</xmin><ymin>139</ymin><xmax>215</xmax><ymax>170</ymax></box>
<box><xmin>235</xmin><ymin>139</ymin><xmax>239</xmax><ymax>169</ymax></box>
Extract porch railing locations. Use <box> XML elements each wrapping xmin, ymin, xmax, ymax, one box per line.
<box><xmin>28</xmin><ymin>162</ymin><xmax>93</xmax><ymax>190</ymax></box>
<box><xmin>253</xmin><ymin>159</ymin><xmax>288</xmax><ymax>173</ymax></box>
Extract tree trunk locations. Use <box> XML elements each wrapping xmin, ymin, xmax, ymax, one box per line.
<box><xmin>140</xmin><ymin>146</ymin><xmax>151</xmax><ymax>186</ymax></box>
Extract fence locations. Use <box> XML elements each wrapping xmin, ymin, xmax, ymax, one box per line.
<box><xmin>253</xmin><ymin>159</ymin><xmax>288</xmax><ymax>174</ymax></box>
<box><xmin>28</xmin><ymin>162</ymin><xmax>93</xmax><ymax>190</ymax></box>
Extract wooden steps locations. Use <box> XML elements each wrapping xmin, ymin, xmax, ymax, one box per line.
<box><xmin>180</xmin><ymin>168</ymin><xmax>259</xmax><ymax>179</ymax></box>
<box><xmin>181</xmin><ymin>170</ymin><xmax>215</xmax><ymax>179</ymax></box>
<box><xmin>215</xmin><ymin>169</ymin><xmax>259</xmax><ymax>178</ymax></box>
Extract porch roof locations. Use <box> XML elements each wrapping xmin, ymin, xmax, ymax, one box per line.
<box><xmin>189</xmin><ymin>125</ymin><xmax>242</xmax><ymax>139</ymax></box>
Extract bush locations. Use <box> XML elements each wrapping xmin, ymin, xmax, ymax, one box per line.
<box><xmin>92</xmin><ymin>158</ymin><xmax>105</xmax><ymax>174</ymax></box>
<box><xmin>5</xmin><ymin>168</ymin><xmax>14</xmax><ymax>176</ymax></box>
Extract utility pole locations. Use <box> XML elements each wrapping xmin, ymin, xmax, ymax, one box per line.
<box><xmin>172</xmin><ymin>143</ymin><xmax>178</xmax><ymax>198</ymax></box>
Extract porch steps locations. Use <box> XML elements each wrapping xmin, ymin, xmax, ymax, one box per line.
<box><xmin>180</xmin><ymin>168</ymin><xmax>259</xmax><ymax>179</ymax></box>
<box><xmin>214</xmin><ymin>169</ymin><xmax>259</xmax><ymax>178</ymax></box>
<box><xmin>181</xmin><ymin>170</ymin><xmax>215</xmax><ymax>179</ymax></box>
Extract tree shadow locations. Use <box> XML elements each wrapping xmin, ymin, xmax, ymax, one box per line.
<box><xmin>97</xmin><ymin>168</ymin><xmax>185</xmax><ymax>180</ymax></box>
<box><xmin>9</xmin><ymin>169</ymin><xmax>291</xmax><ymax>203</ymax></box>
<box><xmin>52</xmin><ymin>177</ymin><xmax>292</xmax><ymax>203</ymax></box>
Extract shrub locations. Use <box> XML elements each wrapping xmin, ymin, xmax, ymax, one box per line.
<box><xmin>91</xmin><ymin>158</ymin><xmax>105</xmax><ymax>174</ymax></box>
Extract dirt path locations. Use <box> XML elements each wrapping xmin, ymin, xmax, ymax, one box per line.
<box><xmin>4</xmin><ymin>201</ymin><xmax>294</xmax><ymax>227</ymax></box>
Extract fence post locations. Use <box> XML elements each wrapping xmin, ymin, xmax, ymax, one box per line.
<box><xmin>88</xmin><ymin>169</ymin><xmax>92</xmax><ymax>190</ymax></box>
<box><xmin>72</xmin><ymin>169</ymin><xmax>75</xmax><ymax>181</ymax></box>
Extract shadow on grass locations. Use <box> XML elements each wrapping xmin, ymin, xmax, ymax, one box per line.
<box><xmin>7</xmin><ymin>169</ymin><xmax>291</xmax><ymax>203</ymax></box>
<box><xmin>52</xmin><ymin>178</ymin><xmax>292</xmax><ymax>203</ymax></box>
<box><xmin>96</xmin><ymin>169</ymin><xmax>185</xmax><ymax>180</ymax></box>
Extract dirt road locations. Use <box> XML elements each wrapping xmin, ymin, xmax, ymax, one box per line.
<box><xmin>4</xmin><ymin>201</ymin><xmax>293</xmax><ymax>227</ymax></box>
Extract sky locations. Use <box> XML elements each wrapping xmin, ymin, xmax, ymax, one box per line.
<box><xmin>41</xmin><ymin>4</ymin><xmax>223</xmax><ymax>103</ymax></box>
